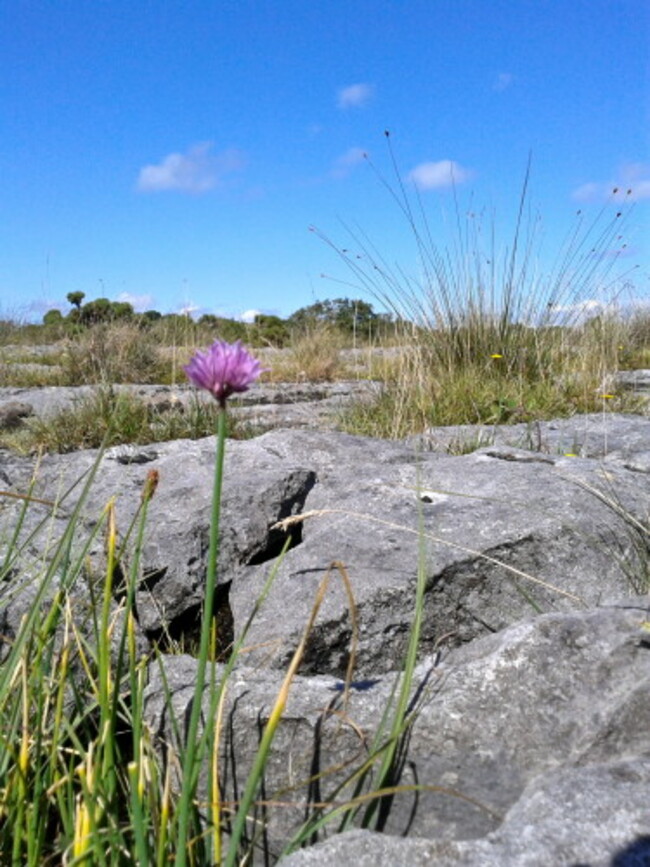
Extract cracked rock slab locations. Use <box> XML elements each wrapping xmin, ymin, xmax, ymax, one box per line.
<box><xmin>2</xmin><ymin>423</ymin><xmax>649</xmax><ymax>670</ymax></box>
<box><xmin>278</xmin><ymin>755</ymin><xmax>650</xmax><ymax>867</ymax></box>
<box><xmin>406</xmin><ymin>412</ymin><xmax>650</xmax><ymax>465</ymax></box>
<box><xmin>229</xmin><ymin>428</ymin><xmax>650</xmax><ymax>677</ymax></box>
<box><xmin>143</xmin><ymin>602</ymin><xmax>650</xmax><ymax>864</ymax></box>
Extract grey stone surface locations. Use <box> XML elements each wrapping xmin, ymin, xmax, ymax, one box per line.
<box><xmin>0</xmin><ymin>380</ymin><xmax>382</xmax><ymax>434</ymax></box>
<box><xmin>2</xmin><ymin>421</ymin><xmax>649</xmax><ymax>665</ymax></box>
<box><xmin>230</xmin><ymin>427</ymin><xmax>650</xmax><ymax>676</ymax></box>
<box><xmin>278</xmin><ymin>755</ymin><xmax>650</xmax><ymax>866</ymax></box>
<box><xmin>0</xmin><ymin>435</ymin><xmax>317</xmax><ymax>638</ymax></box>
<box><xmin>1</xmin><ymin>405</ymin><xmax>649</xmax><ymax>865</ymax></box>
<box><xmin>407</xmin><ymin>411</ymin><xmax>650</xmax><ymax>464</ymax></box>
<box><xmin>2</xmin><ymin>365</ymin><xmax>649</xmax><ymax>865</ymax></box>
<box><xmin>0</xmin><ymin>400</ymin><xmax>33</xmax><ymax>429</ymax></box>
<box><xmin>617</xmin><ymin>368</ymin><xmax>650</xmax><ymax>394</ymax></box>
<box><xmin>143</xmin><ymin>602</ymin><xmax>650</xmax><ymax>864</ymax></box>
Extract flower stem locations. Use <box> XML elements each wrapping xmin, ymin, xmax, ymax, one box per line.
<box><xmin>174</xmin><ymin>408</ymin><xmax>227</xmax><ymax>867</ymax></box>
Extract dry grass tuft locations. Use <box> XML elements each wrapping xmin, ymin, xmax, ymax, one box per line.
<box><xmin>262</xmin><ymin>325</ymin><xmax>349</xmax><ymax>382</ymax></box>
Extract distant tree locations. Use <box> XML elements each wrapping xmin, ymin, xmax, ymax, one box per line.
<box><xmin>251</xmin><ymin>313</ymin><xmax>290</xmax><ymax>347</ymax></box>
<box><xmin>288</xmin><ymin>297</ymin><xmax>384</xmax><ymax>338</ymax></box>
<box><xmin>332</xmin><ymin>298</ymin><xmax>379</xmax><ymax>335</ymax></box>
<box><xmin>219</xmin><ymin>319</ymin><xmax>248</xmax><ymax>342</ymax></box>
<box><xmin>287</xmin><ymin>300</ymin><xmax>327</xmax><ymax>330</ymax></box>
<box><xmin>198</xmin><ymin>314</ymin><xmax>219</xmax><ymax>327</ymax></box>
<box><xmin>199</xmin><ymin>314</ymin><xmax>248</xmax><ymax>342</ymax></box>
<box><xmin>109</xmin><ymin>301</ymin><xmax>134</xmax><ymax>320</ymax></box>
<box><xmin>66</xmin><ymin>291</ymin><xmax>85</xmax><ymax>310</ymax></box>
<box><xmin>138</xmin><ymin>309</ymin><xmax>162</xmax><ymax>326</ymax></box>
<box><xmin>74</xmin><ymin>297</ymin><xmax>134</xmax><ymax>325</ymax></box>
<box><xmin>78</xmin><ymin>297</ymin><xmax>113</xmax><ymax>325</ymax></box>
<box><xmin>43</xmin><ymin>309</ymin><xmax>63</xmax><ymax>326</ymax></box>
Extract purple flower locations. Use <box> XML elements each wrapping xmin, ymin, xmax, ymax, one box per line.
<box><xmin>184</xmin><ymin>339</ymin><xmax>265</xmax><ymax>407</ymax></box>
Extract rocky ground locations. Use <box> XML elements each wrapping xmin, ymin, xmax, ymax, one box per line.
<box><xmin>0</xmin><ymin>365</ymin><xmax>649</xmax><ymax>438</ymax></box>
<box><xmin>1</xmin><ymin>369</ymin><xmax>649</xmax><ymax>865</ymax></box>
<box><xmin>0</xmin><ymin>379</ymin><xmax>383</xmax><ymax>435</ymax></box>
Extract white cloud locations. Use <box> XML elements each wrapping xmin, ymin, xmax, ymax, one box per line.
<box><xmin>571</xmin><ymin>182</ymin><xmax>638</xmax><ymax>203</ymax></box>
<box><xmin>177</xmin><ymin>301</ymin><xmax>201</xmax><ymax>317</ymax></box>
<box><xmin>630</xmin><ymin>181</ymin><xmax>650</xmax><ymax>200</ymax></box>
<box><xmin>330</xmin><ymin>147</ymin><xmax>367</xmax><ymax>179</ymax></box>
<box><xmin>239</xmin><ymin>308</ymin><xmax>284</xmax><ymax>321</ymax></box>
<box><xmin>572</xmin><ymin>163</ymin><xmax>650</xmax><ymax>203</ymax></box>
<box><xmin>551</xmin><ymin>299</ymin><xmax>607</xmax><ymax>315</ymax></box>
<box><xmin>572</xmin><ymin>182</ymin><xmax>601</xmax><ymax>203</ymax></box>
<box><xmin>547</xmin><ymin>299</ymin><xmax>620</xmax><ymax>324</ymax></box>
<box><xmin>493</xmin><ymin>72</ymin><xmax>513</xmax><ymax>91</ymax></box>
<box><xmin>407</xmin><ymin>160</ymin><xmax>473</xmax><ymax>190</ymax></box>
<box><xmin>240</xmin><ymin>309</ymin><xmax>261</xmax><ymax>323</ymax></box>
<box><xmin>337</xmin><ymin>83</ymin><xmax>374</xmax><ymax>109</ymax></box>
<box><xmin>136</xmin><ymin>143</ymin><xmax>245</xmax><ymax>194</ymax></box>
<box><xmin>116</xmin><ymin>291</ymin><xmax>154</xmax><ymax>312</ymax></box>
<box><xmin>27</xmin><ymin>299</ymin><xmax>59</xmax><ymax>315</ymax></box>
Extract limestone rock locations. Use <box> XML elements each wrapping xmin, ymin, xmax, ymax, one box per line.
<box><xmin>143</xmin><ymin>602</ymin><xmax>650</xmax><ymax>864</ymax></box>
<box><xmin>0</xmin><ymin>400</ymin><xmax>33</xmax><ymax>429</ymax></box>
<box><xmin>406</xmin><ymin>411</ymin><xmax>650</xmax><ymax>464</ymax></box>
<box><xmin>2</xmin><ymin>420</ymin><xmax>649</xmax><ymax>666</ymax></box>
<box><xmin>229</xmin><ymin>426</ymin><xmax>650</xmax><ymax>676</ymax></box>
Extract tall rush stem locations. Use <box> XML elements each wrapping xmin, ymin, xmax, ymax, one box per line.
<box><xmin>174</xmin><ymin>408</ymin><xmax>227</xmax><ymax>866</ymax></box>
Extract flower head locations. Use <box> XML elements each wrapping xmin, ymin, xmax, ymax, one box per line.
<box><xmin>141</xmin><ymin>468</ymin><xmax>160</xmax><ymax>502</ymax></box>
<box><xmin>184</xmin><ymin>339</ymin><xmax>265</xmax><ymax>406</ymax></box>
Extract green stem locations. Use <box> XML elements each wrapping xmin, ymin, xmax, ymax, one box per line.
<box><xmin>361</xmin><ymin>494</ymin><xmax>427</xmax><ymax>829</ymax></box>
<box><xmin>174</xmin><ymin>408</ymin><xmax>227</xmax><ymax>867</ymax></box>
<box><xmin>98</xmin><ymin>501</ymin><xmax>117</xmax><ymax>799</ymax></box>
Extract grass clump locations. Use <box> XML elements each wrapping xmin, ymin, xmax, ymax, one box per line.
<box><xmin>0</xmin><ymin>358</ymin><xmax>446</xmax><ymax>864</ymax></box>
<box><xmin>0</xmin><ymin>387</ymin><xmax>258</xmax><ymax>454</ymax></box>
<box><xmin>263</xmin><ymin>324</ymin><xmax>348</xmax><ymax>382</ymax></box>
<box><xmin>60</xmin><ymin>322</ymin><xmax>169</xmax><ymax>385</ymax></box>
<box><xmin>0</xmin><ymin>361</ymin><xmax>67</xmax><ymax>387</ymax></box>
<box><xmin>1</xmin><ymin>336</ymin><xmax>648</xmax><ymax>864</ymax></box>
<box><xmin>317</xmin><ymin>139</ymin><xmax>648</xmax><ymax>438</ymax></box>
<box><xmin>620</xmin><ymin>306</ymin><xmax>650</xmax><ymax>369</ymax></box>
<box><xmin>341</xmin><ymin>335</ymin><xmax>646</xmax><ymax>440</ymax></box>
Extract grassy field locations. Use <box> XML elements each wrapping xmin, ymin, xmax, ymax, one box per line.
<box><xmin>0</xmin><ymin>378</ymin><xmax>439</xmax><ymax>865</ymax></box>
<box><xmin>1</xmin><ymin>173</ymin><xmax>649</xmax><ymax>861</ymax></box>
<box><xmin>1</xmin><ymin>301</ymin><xmax>649</xmax><ymax>455</ymax></box>
<box><xmin>0</xmin><ymin>306</ymin><xmax>648</xmax><ymax>863</ymax></box>
<box><xmin>2</xmin><ymin>158</ymin><xmax>649</xmax><ymax>454</ymax></box>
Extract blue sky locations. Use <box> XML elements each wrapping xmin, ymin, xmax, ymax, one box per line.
<box><xmin>1</xmin><ymin>0</ymin><xmax>649</xmax><ymax>323</ymax></box>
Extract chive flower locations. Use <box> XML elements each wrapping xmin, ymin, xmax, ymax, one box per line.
<box><xmin>175</xmin><ymin>338</ymin><xmax>266</xmax><ymax>860</ymax></box>
<box><xmin>184</xmin><ymin>339</ymin><xmax>265</xmax><ymax>407</ymax></box>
